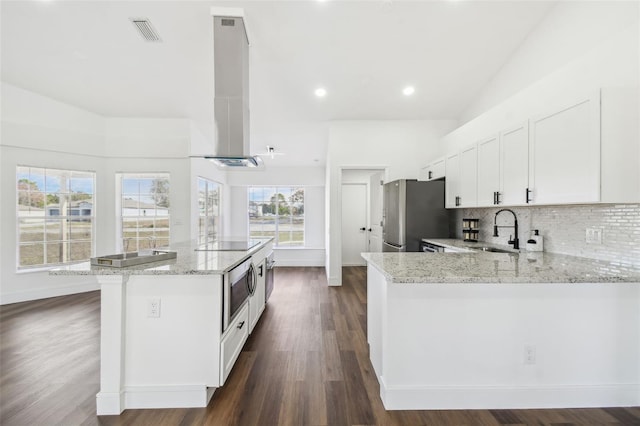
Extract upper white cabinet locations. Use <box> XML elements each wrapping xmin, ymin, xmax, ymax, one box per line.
<box><xmin>459</xmin><ymin>145</ymin><xmax>478</xmax><ymax>208</ymax></box>
<box><xmin>419</xmin><ymin>157</ymin><xmax>446</xmax><ymax>181</ymax></box>
<box><xmin>499</xmin><ymin>123</ymin><xmax>529</xmax><ymax>206</ymax></box>
<box><xmin>446</xmin><ymin>146</ymin><xmax>477</xmax><ymax>208</ymax></box>
<box><xmin>528</xmin><ymin>93</ymin><xmax>600</xmax><ymax>205</ymax></box>
<box><xmin>476</xmin><ymin>135</ymin><xmax>500</xmax><ymax>206</ymax></box>
<box><xmin>445</xmin><ymin>152</ymin><xmax>460</xmax><ymax>208</ymax></box>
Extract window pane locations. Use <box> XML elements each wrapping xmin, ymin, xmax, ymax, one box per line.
<box><xmin>69</xmin><ymin>241</ymin><xmax>91</xmax><ymax>261</ymax></box>
<box><xmin>46</xmin><ymin>242</ymin><xmax>66</xmax><ymax>264</ymax></box>
<box><xmin>19</xmin><ymin>218</ymin><xmax>45</xmax><ymax>243</ymax></box>
<box><xmin>45</xmin><ymin>169</ymin><xmax>69</xmax><ymax>193</ymax></box>
<box><xmin>70</xmin><ymin>220</ymin><xmax>92</xmax><ymax>240</ymax></box>
<box><xmin>20</xmin><ymin>244</ymin><xmax>44</xmax><ymax>267</ymax></box>
<box><xmin>45</xmin><ymin>220</ymin><xmax>63</xmax><ymax>241</ymax></box>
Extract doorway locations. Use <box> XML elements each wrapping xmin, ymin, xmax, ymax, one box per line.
<box><xmin>340</xmin><ymin>168</ymin><xmax>385</xmax><ymax>267</ymax></box>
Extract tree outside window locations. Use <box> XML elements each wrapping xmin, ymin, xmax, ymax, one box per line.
<box><xmin>248</xmin><ymin>187</ymin><xmax>304</xmax><ymax>247</ymax></box>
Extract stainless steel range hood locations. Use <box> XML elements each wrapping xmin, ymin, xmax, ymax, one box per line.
<box><xmin>205</xmin><ymin>12</ymin><xmax>263</xmax><ymax>169</ymax></box>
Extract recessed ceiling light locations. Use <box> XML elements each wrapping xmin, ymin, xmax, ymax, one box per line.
<box><xmin>403</xmin><ymin>86</ymin><xmax>415</xmax><ymax>96</ymax></box>
<box><xmin>315</xmin><ymin>88</ymin><xmax>327</xmax><ymax>98</ymax></box>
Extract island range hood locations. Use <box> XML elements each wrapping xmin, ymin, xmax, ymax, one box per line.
<box><xmin>204</xmin><ymin>12</ymin><xmax>263</xmax><ymax>169</ymax></box>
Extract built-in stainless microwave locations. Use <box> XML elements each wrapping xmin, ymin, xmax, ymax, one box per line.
<box><xmin>223</xmin><ymin>258</ymin><xmax>256</xmax><ymax>332</ymax></box>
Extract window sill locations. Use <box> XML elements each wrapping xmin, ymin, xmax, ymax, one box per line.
<box><xmin>274</xmin><ymin>246</ymin><xmax>324</xmax><ymax>250</ymax></box>
<box><xmin>16</xmin><ymin>261</ymin><xmax>87</xmax><ymax>274</ymax></box>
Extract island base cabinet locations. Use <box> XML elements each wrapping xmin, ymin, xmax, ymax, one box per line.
<box><xmin>365</xmin><ymin>267</ymin><xmax>640</xmax><ymax>410</ymax></box>
<box><xmin>220</xmin><ymin>304</ymin><xmax>249</xmax><ymax>385</ymax></box>
<box><xmin>97</xmin><ymin>274</ymin><xmax>224</xmax><ymax>414</ymax></box>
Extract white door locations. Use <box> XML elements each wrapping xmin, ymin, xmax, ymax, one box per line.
<box><xmin>341</xmin><ymin>183</ymin><xmax>368</xmax><ymax>266</ymax></box>
<box><xmin>368</xmin><ymin>172</ymin><xmax>384</xmax><ymax>252</ymax></box>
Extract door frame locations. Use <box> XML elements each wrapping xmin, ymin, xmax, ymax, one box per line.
<box><xmin>337</xmin><ymin>167</ymin><xmax>387</xmax><ymax>272</ymax></box>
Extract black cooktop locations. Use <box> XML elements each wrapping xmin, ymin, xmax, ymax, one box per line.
<box><xmin>195</xmin><ymin>240</ymin><xmax>260</xmax><ymax>251</ymax></box>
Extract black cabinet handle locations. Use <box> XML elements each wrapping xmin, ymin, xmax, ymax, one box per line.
<box><xmin>455</xmin><ymin>196</ymin><xmax>461</xmax><ymax>207</ymax></box>
<box><xmin>359</xmin><ymin>227</ymin><xmax>366</xmax><ymax>231</ymax></box>
<box><xmin>526</xmin><ymin>188</ymin><xmax>532</xmax><ymax>204</ymax></box>
<box><xmin>495</xmin><ymin>191</ymin><xmax>501</xmax><ymax>205</ymax></box>
<box><xmin>237</xmin><ymin>321</ymin><xmax>245</xmax><ymax>330</ymax></box>
<box><xmin>493</xmin><ymin>191</ymin><xmax>497</xmax><ymax>205</ymax></box>
<box><xmin>258</xmin><ymin>264</ymin><xmax>264</xmax><ymax>277</ymax></box>
<box><xmin>428</xmin><ymin>170</ymin><xmax>433</xmax><ymax>179</ymax></box>
<box><xmin>367</xmin><ymin>228</ymin><xmax>372</xmax><ymax>232</ymax></box>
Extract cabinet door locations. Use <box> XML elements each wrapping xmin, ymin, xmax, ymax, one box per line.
<box><xmin>418</xmin><ymin>165</ymin><xmax>431</xmax><ymax>181</ymax></box>
<box><xmin>500</xmin><ymin>123</ymin><xmax>529</xmax><ymax>205</ymax></box>
<box><xmin>445</xmin><ymin>152</ymin><xmax>460</xmax><ymax>208</ymax></box>
<box><xmin>430</xmin><ymin>158</ymin><xmax>445</xmax><ymax>180</ymax></box>
<box><xmin>476</xmin><ymin>135</ymin><xmax>500</xmax><ymax>207</ymax></box>
<box><xmin>529</xmin><ymin>94</ymin><xmax>601</xmax><ymax>204</ymax></box>
<box><xmin>459</xmin><ymin>145</ymin><xmax>478</xmax><ymax>207</ymax></box>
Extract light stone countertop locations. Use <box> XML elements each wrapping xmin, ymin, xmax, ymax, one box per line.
<box><xmin>362</xmin><ymin>239</ymin><xmax>640</xmax><ymax>284</ymax></box>
<box><xmin>50</xmin><ymin>238</ymin><xmax>273</xmax><ymax>276</ymax></box>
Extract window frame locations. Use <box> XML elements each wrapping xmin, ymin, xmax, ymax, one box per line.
<box><xmin>248</xmin><ymin>186</ymin><xmax>305</xmax><ymax>248</ymax></box>
<box><xmin>197</xmin><ymin>177</ymin><xmax>222</xmax><ymax>245</ymax></box>
<box><xmin>16</xmin><ymin>165</ymin><xmax>96</xmax><ymax>270</ymax></box>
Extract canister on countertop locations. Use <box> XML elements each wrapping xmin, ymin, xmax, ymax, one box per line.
<box><xmin>526</xmin><ymin>229</ymin><xmax>544</xmax><ymax>252</ymax></box>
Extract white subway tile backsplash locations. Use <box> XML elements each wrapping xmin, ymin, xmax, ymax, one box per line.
<box><xmin>454</xmin><ymin>204</ymin><xmax>640</xmax><ymax>267</ymax></box>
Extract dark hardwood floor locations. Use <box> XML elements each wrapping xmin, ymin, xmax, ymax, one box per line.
<box><xmin>1</xmin><ymin>266</ymin><xmax>638</xmax><ymax>425</ymax></box>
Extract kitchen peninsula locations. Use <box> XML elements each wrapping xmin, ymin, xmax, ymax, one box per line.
<box><xmin>362</xmin><ymin>241</ymin><xmax>640</xmax><ymax>411</ymax></box>
<box><xmin>51</xmin><ymin>238</ymin><xmax>273</xmax><ymax>415</ymax></box>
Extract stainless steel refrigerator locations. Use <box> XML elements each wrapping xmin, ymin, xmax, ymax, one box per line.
<box><xmin>382</xmin><ymin>179</ymin><xmax>451</xmax><ymax>252</ymax></box>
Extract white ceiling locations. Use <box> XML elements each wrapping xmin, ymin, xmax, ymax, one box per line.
<box><xmin>1</xmin><ymin>0</ymin><xmax>557</xmax><ymax>166</ymax></box>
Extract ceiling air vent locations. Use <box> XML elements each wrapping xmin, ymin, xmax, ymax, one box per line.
<box><xmin>130</xmin><ymin>18</ymin><xmax>162</xmax><ymax>42</ymax></box>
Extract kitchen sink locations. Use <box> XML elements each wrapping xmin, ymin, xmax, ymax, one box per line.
<box><xmin>473</xmin><ymin>247</ymin><xmax>515</xmax><ymax>253</ymax></box>
<box><xmin>90</xmin><ymin>250</ymin><xmax>177</xmax><ymax>268</ymax></box>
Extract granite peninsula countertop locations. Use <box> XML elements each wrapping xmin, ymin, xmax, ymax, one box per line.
<box><xmin>50</xmin><ymin>238</ymin><xmax>273</xmax><ymax>276</ymax></box>
<box><xmin>362</xmin><ymin>239</ymin><xmax>640</xmax><ymax>284</ymax></box>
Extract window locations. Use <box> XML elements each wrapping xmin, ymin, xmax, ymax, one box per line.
<box><xmin>248</xmin><ymin>187</ymin><xmax>304</xmax><ymax>247</ymax></box>
<box><xmin>16</xmin><ymin>166</ymin><xmax>95</xmax><ymax>269</ymax></box>
<box><xmin>198</xmin><ymin>177</ymin><xmax>221</xmax><ymax>244</ymax></box>
<box><xmin>119</xmin><ymin>173</ymin><xmax>170</xmax><ymax>252</ymax></box>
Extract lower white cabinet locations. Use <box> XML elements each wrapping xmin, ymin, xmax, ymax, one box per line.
<box><xmin>220</xmin><ymin>303</ymin><xmax>249</xmax><ymax>385</ymax></box>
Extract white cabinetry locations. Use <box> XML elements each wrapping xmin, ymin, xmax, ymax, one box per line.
<box><xmin>476</xmin><ymin>135</ymin><xmax>500</xmax><ymax>206</ymax></box>
<box><xmin>419</xmin><ymin>157</ymin><xmax>445</xmax><ymax>181</ymax></box>
<box><xmin>528</xmin><ymin>93</ymin><xmax>601</xmax><ymax>205</ymax></box>
<box><xmin>445</xmin><ymin>146</ymin><xmax>477</xmax><ymax>208</ymax></box>
<box><xmin>248</xmin><ymin>241</ymin><xmax>273</xmax><ymax>334</ymax></box>
<box><xmin>459</xmin><ymin>145</ymin><xmax>478</xmax><ymax>208</ymax></box>
<box><xmin>445</xmin><ymin>152</ymin><xmax>460</xmax><ymax>208</ymax></box>
<box><xmin>500</xmin><ymin>123</ymin><xmax>530</xmax><ymax>206</ymax></box>
<box><xmin>220</xmin><ymin>303</ymin><xmax>249</xmax><ymax>385</ymax></box>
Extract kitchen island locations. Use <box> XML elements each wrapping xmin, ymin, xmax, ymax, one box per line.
<box><xmin>51</xmin><ymin>238</ymin><xmax>273</xmax><ymax>415</ymax></box>
<box><xmin>362</xmin><ymin>241</ymin><xmax>640</xmax><ymax>410</ymax></box>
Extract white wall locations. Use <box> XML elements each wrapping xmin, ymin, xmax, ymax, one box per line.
<box><xmin>0</xmin><ymin>83</ymin><xmax>226</xmax><ymax>304</ymax></box>
<box><xmin>325</xmin><ymin>120</ymin><xmax>456</xmax><ymax>285</ymax></box>
<box><xmin>227</xmin><ymin>166</ymin><xmax>326</xmax><ymax>266</ymax></box>
<box><xmin>460</xmin><ymin>1</ymin><xmax>640</xmax><ymax>124</ymax></box>
<box><xmin>1</xmin><ymin>83</ymin><xmax>107</xmax><ymax>303</ymax></box>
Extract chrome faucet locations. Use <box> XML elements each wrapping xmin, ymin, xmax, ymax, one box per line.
<box><xmin>493</xmin><ymin>209</ymin><xmax>520</xmax><ymax>250</ymax></box>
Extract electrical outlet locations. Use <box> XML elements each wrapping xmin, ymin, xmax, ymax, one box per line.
<box><xmin>147</xmin><ymin>298</ymin><xmax>161</xmax><ymax>318</ymax></box>
<box><xmin>524</xmin><ymin>345</ymin><xmax>536</xmax><ymax>365</ymax></box>
<box><xmin>585</xmin><ymin>227</ymin><xmax>603</xmax><ymax>244</ymax></box>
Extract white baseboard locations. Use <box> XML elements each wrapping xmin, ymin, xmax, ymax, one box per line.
<box><xmin>96</xmin><ymin>391</ymin><xmax>125</xmax><ymax>415</ymax></box>
<box><xmin>379</xmin><ymin>377</ymin><xmax>640</xmax><ymax>410</ymax></box>
<box><xmin>123</xmin><ymin>385</ymin><xmax>215</xmax><ymax>410</ymax></box>
<box><xmin>0</xmin><ymin>281</ymin><xmax>100</xmax><ymax>305</ymax></box>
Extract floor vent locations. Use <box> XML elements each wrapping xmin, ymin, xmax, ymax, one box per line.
<box><xmin>130</xmin><ymin>18</ymin><xmax>162</xmax><ymax>42</ymax></box>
